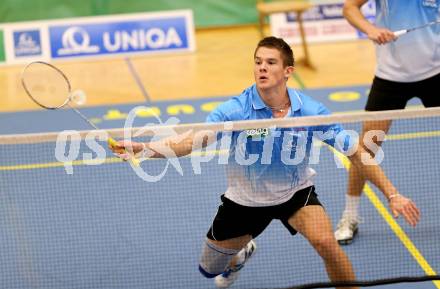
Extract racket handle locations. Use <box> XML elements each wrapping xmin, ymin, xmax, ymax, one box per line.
<box><xmin>107</xmin><ymin>137</ymin><xmax>140</xmax><ymax>166</ymax></box>
<box><xmin>393</xmin><ymin>30</ymin><xmax>407</xmax><ymax>37</ymax></box>
<box><xmin>108</xmin><ymin>137</ymin><xmax>118</xmax><ymax>147</ymax></box>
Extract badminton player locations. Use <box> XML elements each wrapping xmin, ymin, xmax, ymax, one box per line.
<box><xmin>335</xmin><ymin>0</ymin><xmax>440</xmax><ymax>245</ymax></box>
<box><xmin>111</xmin><ymin>36</ymin><xmax>419</xmax><ymax>289</ymax></box>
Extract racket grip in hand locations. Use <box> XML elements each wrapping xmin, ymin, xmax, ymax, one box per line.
<box><xmin>108</xmin><ymin>137</ymin><xmax>140</xmax><ymax>166</ymax></box>
<box><xmin>393</xmin><ymin>30</ymin><xmax>407</xmax><ymax>37</ymax></box>
<box><xmin>108</xmin><ymin>137</ymin><xmax>118</xmax><ymax>147</ymax></box>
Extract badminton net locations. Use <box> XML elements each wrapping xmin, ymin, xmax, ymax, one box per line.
<box><xmin>1</xmin><ymin>107</ymin><xmax>440</xmax><ymax>289</ymax></box>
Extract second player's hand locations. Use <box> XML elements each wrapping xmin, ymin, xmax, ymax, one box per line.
<box><xmin>366</xmin><ymin>27</ymin><xmax>396</xmax><ymax>45</ymax></box>
<box><xmin>389</xmin><ymin>194</ymin><xmax>420</xmax><ymax>227</ymax></box>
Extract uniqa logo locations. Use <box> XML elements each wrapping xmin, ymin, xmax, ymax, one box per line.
<box><xmin>57</xmin><ymin>26</ymin><xmax>100</xmax><ymax>55</ymax></box>
<box><xmin>103</xmin><ymin>28</ymin><xmax>183</xmax><ymax>51</ymax></box>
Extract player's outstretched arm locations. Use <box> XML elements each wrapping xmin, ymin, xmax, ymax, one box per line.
<box><xmin>109</xmin><ymin>130</ymin><xmax>216</xmax><ymax>159</ymax></box>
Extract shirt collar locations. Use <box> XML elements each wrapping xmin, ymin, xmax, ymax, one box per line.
<box><xmin>251</xmin><ymin>84</ymin><xmax>302</xmax><ymax>113</ymax></box>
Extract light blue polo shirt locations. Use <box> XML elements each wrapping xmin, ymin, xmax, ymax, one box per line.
<box><xmin>374</xmin><ymin>0</ymin><xmax>440</xmax><ymax>82</ymax></box>
<box><xmin>206</xmin><ymin>84</ymin><xmax>355</xmax><ymax>207</ymax></box>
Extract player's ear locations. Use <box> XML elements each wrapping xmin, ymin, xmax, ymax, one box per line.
<box><xmin>285</xmin><ymin>66</ymin><xmax>294</xmax><ymax>79</ymax></box>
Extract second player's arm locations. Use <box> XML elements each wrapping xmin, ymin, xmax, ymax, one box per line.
<box><xmin>348</xmin><ymin>148</ymin><xmax>420</xmax><ymax>226</ymax></box>
<box><xmin>343</xmin><ymin>0</ymin><xmax>396</xmax><ymax>44</ymax></box>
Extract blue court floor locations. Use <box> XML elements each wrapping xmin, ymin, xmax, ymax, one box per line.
<box><xmin>0</xmin><ymin>86</ymin><xmax>439</xmax><ymax>289</ymax></box>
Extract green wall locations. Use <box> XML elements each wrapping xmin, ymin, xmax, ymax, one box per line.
<box><xmin>0</xmin><ymin>0</ymin><xmax>259</xmax><ymax>28</ymax></box>
<box><xmin>0</xmin><ymin>30</ymin><xmax>4</xmax><ymax>61</ymax></box>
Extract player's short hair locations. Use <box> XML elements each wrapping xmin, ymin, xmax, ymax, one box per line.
<box><xmin>254</xmin><ymin>36</ymin><xmax>295</xmax><ymax>67</ymax></box>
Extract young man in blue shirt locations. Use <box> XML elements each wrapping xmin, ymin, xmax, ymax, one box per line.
<box><xmin>111</xmin><ymin>37</ymin><xmax>419</xmax><ymax>289</ymax></box>
<box><xmin>335</xmin><ymin>0</ymin><xmax>440</xmax><ymax>245</ymax></box>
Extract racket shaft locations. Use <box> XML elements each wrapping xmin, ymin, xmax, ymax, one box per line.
<box><xmin>71</xmin><ymin>105</ymin><xmax>139</xmax><ymax>166</ymax></box>
<box><xmin>394</xmin><ymin>20</ymin><xmax>440</xmax><ymax>37</ymax></box>
<box><xmin>70</xmin><ymin>106</ymin><xmax>100</xmax><ymax>130</ymax></box>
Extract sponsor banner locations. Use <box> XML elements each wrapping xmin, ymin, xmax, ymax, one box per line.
<box><xmin>0</xmin><ymin>10</ymin><xmax>195</xmax><ymax>65</ymax></box>
<box><xmin>269</xmin><ymin>0</ymin><xmax>375</xmax><ymax>44</ymax></box>
<box><xmin>49</xmin><ymin>12</ymin><xmax>194</xmax><ymax>59</ymax></box>
<box><xmin>0</xmin><ymin>22</ymin><xmax>50</xmax><ymax>65</ymax></box>
<box><xmin>0</xmin><ymin>30</ymin><xmax>5</xmax><ymax>62</ymax></box>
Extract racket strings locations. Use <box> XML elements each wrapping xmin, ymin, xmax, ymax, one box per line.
<box><xmin>22</xmin><ymin>62</ymin><xmax>71</xmax><ymax>109</ymax></box>
<box><xmin>21</xmin><ymin>61</ymin><xmax>139</xmax><ymax>167</ymax></box>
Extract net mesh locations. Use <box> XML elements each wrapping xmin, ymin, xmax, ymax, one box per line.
<box><xmin>1</xmin><ymin>108</ymin><xmax>440</xmax><ymax>289</ymax></box>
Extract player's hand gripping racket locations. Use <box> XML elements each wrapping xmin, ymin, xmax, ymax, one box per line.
<box><xmin>21</xmin><ymin>61</ymin><xmax>140</xmax><ymax>166</ymax></box>
<box><xmin>394</xmin><ymin>20</ymin><xmax>440</xmax><ymax>37</ymax></box>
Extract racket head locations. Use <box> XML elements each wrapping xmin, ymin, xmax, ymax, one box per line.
<box><xmin>21</xmin><ymin>61</ymin><xmax>72</xmax><ymax>109</ymax></box>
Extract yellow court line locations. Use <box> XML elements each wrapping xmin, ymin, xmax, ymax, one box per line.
<box><xmin>330</xmin><ymin>148</ymin><xmax>440</xmax><ymax>288</ymax></box>
<box><xmin>333</xmin><ymin>104</ymin><xmax>425</xmax><ymax>115</ymax></box>
<box><xmin>0</xmin><ymin>150</ymin><xmax>230</xmax><ymax>171</ymax></box>
<box><xmin>385</xmin><ymin>130</ymin><xmax>440</xmax><ymax>141</ymax></box>
<box><xmin>0</xmin><ymin>157</ymin><xmax>124</xmax><ymax>171</ymax></box>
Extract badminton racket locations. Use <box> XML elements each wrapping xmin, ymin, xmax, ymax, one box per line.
<box><xmin>394</xmin><ymin>20</ymin><xmax>440</xmax><ymax>37</ymax></box>
<box><xmin>21</xmin><ymin>61</ymin><xmax>139</xmax><ymax>166</ymax></box>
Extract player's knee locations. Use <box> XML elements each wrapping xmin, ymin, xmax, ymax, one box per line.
<box><xmin>198</xmin><ymin>239</ymin><xmax>239</xmax><ymax>279</ymax></box>
<box><xmin>311</xmin><ymin>234</ymin><xmax>338</xmax><ymax>258</ymax></box>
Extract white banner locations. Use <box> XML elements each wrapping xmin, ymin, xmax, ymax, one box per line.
<box><xmin>269</xmin><ymin>0</ymin><xmax>375</xmax><ymax>44</ymax></box>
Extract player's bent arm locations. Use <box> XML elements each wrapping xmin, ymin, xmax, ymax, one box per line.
<box><xmin>347</xmin><ymin>148</ymin><xmax>398</xmax><ymax>199</ymax></box>
<box><xmin>343</xmin><ymin>0</ymin><xmax>375</xmax><ymax>34</ymax></box>
<box><xmin>348</xmin><ymin>148</ymin><xmax>420</xmax><ymax>226</ymax></box>
<box><xmin>343</xmin><ymin>0</ymin><xmax>395</xmax><ymax>44</ymax></box>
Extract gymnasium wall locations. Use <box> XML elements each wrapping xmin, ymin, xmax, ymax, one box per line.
<box><xmin>0</xmin><ymin>0</ymin><xmax>258</xmax><ymax>28</ymax></box>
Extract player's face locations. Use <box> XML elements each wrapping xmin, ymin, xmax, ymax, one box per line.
<box><xmin>254</xmin><ymin>47</ymin><xmax>293</xmax><ymax>90</ymax></box>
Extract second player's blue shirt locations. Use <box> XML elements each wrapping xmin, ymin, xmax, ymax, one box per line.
<box><xmin>374</xmin><ymin>0</ymin><xmax>440</xmax><ymax>81</ymax></box>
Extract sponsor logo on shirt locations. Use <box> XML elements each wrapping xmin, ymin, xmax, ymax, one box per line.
<box><xmin>245</xmin><ymin>128</ymin><xmax>269</xmax><ymax>138</ymax></box>
<box><xmin>422</xmin><ymin>0</ymin><xmax>438</xmax><ymax>8</ymax></box>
